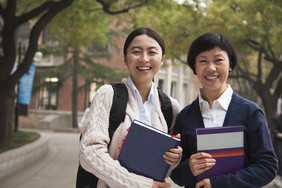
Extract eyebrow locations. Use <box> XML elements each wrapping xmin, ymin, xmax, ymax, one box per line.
<box><xmin>198</xmin><ymin>54</ymin><xmax>225</xmax><ymax>58</ymax></box>
<box><xmin>130</xmin><ymin>46</ymin><xmax>159</xmax><ymax>51</ymax></box>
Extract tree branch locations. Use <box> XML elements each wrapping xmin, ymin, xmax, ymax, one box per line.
<box><xmin>245</xmin><ymin>37</ymin><xmax>276</xmax><ymax>66</ymax></box>
<box><xmin>4</xmin><ymin>0</ymin><xmax>16</xmax><ymax>20</ymax></box>
<box><xmin>264</xmin><ymin>59</ymin><xmax>282</xmax><ymax>89</ymax></box>
<box><xmin>229</xmin><ymin>65</ymin><xmax>256</xmax><ymax>84</ymax></box>
<box><xmin>96</xmin><ymin>0</ymin><xmax>149</xmax><ymax>15</ymax></box>
<box><xmin>264</xmin><ymin>34</ymin><xmax>276</xmax><ymax>60</ymax></box>
<box><xmin>15</xmin><ymin>1</ymin><xmax>56</xmax><ymax>27</ymax></box>
<box><xmin>244</xmin><ymin>39</ymin><xmax>261</xmax><ymax>51</ymax></box>
<box><xmin>10</xmin><ymin>0</ymin><xmax>74</xmax><ymax>85</ymax></box>
<box><xmin>257</xmin><ymin>49</ymin><xmax>262</xmax><ymax>80</ymax></box>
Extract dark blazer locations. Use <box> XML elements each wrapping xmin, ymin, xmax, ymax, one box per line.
<box><xmin>170</xmin><ymin>92</ymin><xmax>278</xmax><ymax>188</ymax></box>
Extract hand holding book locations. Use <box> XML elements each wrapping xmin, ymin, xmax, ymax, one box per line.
<box><xmin>118</xmin><ymin>120</ymin><xmax>181</xmax><ymax>182</ymax></box>
<box><xmin>189</xmin><ymin>152</ymin><xmax>216</xmax><ymax>177</ymax></box>
<box><xmin>195</xmin><ymin>126</ymin><xmax>244</xmax><ymax>181</ymax></box>
<box><xmin>163</xmin><ymin>134</ymin><xmax>182</xmax><ymax>166</ymax></box>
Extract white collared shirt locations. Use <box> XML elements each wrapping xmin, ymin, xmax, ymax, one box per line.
<box><xmin>126</xmin><ymin>77</ymin><xmax>154</xmax><ymax>125</ymax></box>
<box><xmin>198</xmin><ymin>85</ymin><xmax>233</xmax><ymax>128</ymax></box>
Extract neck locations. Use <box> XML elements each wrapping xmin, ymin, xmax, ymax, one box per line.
<box><xmin>201</xmin><ymin>85</ymin><xmax>228</xmax><ymax>109</ymax></box>
<box><xmin>134</xmin><ymin>80</ymin><xmax>152</xmax><ymax>104</ymax></box>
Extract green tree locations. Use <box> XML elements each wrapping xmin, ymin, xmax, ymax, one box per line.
<box><xmin>0</xmin><ymin>0</ymin><xmax>74</xmax><ymax>146</ymax></box>
<box><xmin>44</xmin><ymin>0</ymin><xmax>147</xmax><ymax>128</ymax></box>
<box><xmin>197</xmin><ymin>0</ymin><xmax>282</xmax><ymax>126</ymax></box>
<box><xmin>127</xmin><ymin>0</ymin><xmax>200</xmax><ymax>61</ymax></box>
<box><xmin>128</xmin><ymin>0</ymin><xmax>282</xmax><ymax>126</ymax></box>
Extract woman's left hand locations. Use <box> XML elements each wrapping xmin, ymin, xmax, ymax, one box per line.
<box><xmin>163</xmin><ymin>134</ymin><xmax>182</xmax><ymax>166</ymax></box>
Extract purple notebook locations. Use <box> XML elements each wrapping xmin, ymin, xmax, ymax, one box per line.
<box><xmin>196</xmin><ymin>126</ymin><xmax>244</xmax><ymax>181</ymax></box>
<box><xmin>118</xmin><ymin>120</ymin><xmax>180</xmax><ymax>181</ymax></box>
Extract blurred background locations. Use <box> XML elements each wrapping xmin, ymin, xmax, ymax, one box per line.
<box><xmin>0</xmin><ymin>0</ymin><xmax>281</xmax><ymax>187</ymax></box>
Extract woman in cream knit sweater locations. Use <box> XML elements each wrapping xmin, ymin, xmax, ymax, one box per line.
<box><xmin>79</xmin><ymin>27</ymin><xmax>182</xmax><ymax>188</ymax></box>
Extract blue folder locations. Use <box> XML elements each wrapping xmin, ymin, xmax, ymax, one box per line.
<box><xmin>118</xmin><ymin>119</ymin><xmax>180</xmax><ymax>182</ymax></box>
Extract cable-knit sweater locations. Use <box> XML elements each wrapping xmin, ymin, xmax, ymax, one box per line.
<box><xmin>79</xmin><ymin>79</ymin><xmax>180</xmax><ymax>188</ymax></box>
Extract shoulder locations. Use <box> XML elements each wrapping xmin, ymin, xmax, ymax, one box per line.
<box><xmin>96</xmin><ymin>84</ymin><xmax>114</xmax><ymax>94</ymax></box>
<box><xmin>180</xmin><ymin>98</ymin><xmax>199</xmax><ymax>114</ymax></box>
<box><xmin>92</xmin><ymin>84</ymin><xmax>114</xmax><ymax>106</ymax></box>
<box><xmin>169</xmin><ymin>96</ymin><xmax>180</xmax><ymax>112</ymax></box>
<box><xmin>152</xmin><ymin>83</ymin><xmax>180</xmax><ymax>112</ymax></box>
<box><xmin>231</xmin><ymin>92</ymin><xmax>262</xmax><ymax>113</ymax></box>
<box><xmin>175</xmin><ymin>98</ymin><xmax>199</xmax><ymax>124</ymax></box>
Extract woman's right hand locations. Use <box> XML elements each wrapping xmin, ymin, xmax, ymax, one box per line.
<box><xmin>189</xmin><ymin>152</ymin><xmax>216</xmax><ymax>176</ymax></box>
<box><xmin>152</xmin><ymin>181</ymin><xmax>171</xmax><ymax>188</ymax></box>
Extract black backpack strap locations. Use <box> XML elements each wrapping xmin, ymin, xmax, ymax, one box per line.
<box><xmin>109</xmin><ymin>83</ymin><xmax>128</xmax><ymax>140</ymax></box>
<box><xmin>157</xmin><ymin>88</ymin><xmax>173</xmax><ymax>132</ymax></box>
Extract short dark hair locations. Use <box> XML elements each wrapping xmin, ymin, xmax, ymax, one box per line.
<box><xmin>123</xmin><ymin>27</ymin><xmax>165</xmax><ymax>57</ymax></box>
<box><xmin>187</xmin><ymin>33</ymin><xmax>238</xmax><ymax>74</ymax></box>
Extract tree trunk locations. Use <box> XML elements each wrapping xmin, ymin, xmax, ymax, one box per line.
<box><xmin>0</xmin><ymin>84</ymin><xmax>16</xmax><ymax>146</ymax></box>
<box><xmin>253</xmin><ymin>81</ymin><xmax>277</xmax><ymax>130</ymax></box>
<box><xmin>260</xmin><ymin>92</ymin><xmax>277</xmax><ymax>130</ymax></box>
<box><xmin>0</xmin><ymin>0</ymin><xmax>74</xmax><ymax>146</ymax></box>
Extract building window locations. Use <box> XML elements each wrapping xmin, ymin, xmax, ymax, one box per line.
<box><xmin>171</xmin><ymin>81</ymin><xmax>176</xmax><ymax>98</ymax></box>
<box><xmin>39</xmin><ymin>77</ymin><xmax>59</xmax><ymax>110</ymax></box>
<box><xmin>183</xmin><ymin>83</ymin><xmax>188</xmax><ymax>105</ymax></box>
<box><xmin>88</xmin><ymin>41</ymin><xmax>109</xmax><ymax>57</ymax></box>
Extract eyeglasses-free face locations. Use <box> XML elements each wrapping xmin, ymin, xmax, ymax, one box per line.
<box><xmin>195</xmin><ymin>47</ymin><xmax>231</xmax><ymax>99</ymax></box>
<box><xmin>124</xmin><ymin>34</ymin><xmax>164</xmax><ymax>87</ymax></box>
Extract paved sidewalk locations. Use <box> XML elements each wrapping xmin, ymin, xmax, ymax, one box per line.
<box><xmin>0</xmin><ymin>129</ymin><xmax>277</xmax><ymax>188</ymax></box>
<box><xmin>0</xmin><ymin>130</ymin><xmax>80</xmax><ymax>188</ymax></box>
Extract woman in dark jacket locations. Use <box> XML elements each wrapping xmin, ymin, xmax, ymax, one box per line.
<box><xmin>170</xmin><ymin>33</ymin><xmax>278</xmax><ymax>188</ymax></box>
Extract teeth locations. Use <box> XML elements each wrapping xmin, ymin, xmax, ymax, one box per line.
<box><xmin>138</xmin><ymin>67</ymin><xmax>151</xmax><ymax>70</ymax></box>
<box><xmin>206</xmin><ymin>76</ymin><xmax>217</xmax><ymax>80</ymax></box>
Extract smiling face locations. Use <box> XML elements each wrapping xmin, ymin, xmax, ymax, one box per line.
<box><xmin>124</xmin><ymin>34</ymin><xmax>164</xmax><ymax>86</ymax></box>
<box><xmin>195</xmin><ymin>47</ymin><xmax>231</xmax><ymax>98</ymax></box>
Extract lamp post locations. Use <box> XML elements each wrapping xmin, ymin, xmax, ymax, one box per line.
<box><xmin>14</xmin><ymin>42</ymin><xmax>22</xmax><ymax>133</ymax></box>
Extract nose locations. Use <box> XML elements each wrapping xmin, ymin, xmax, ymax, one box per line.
<box><xmin>206</xmin><ymin>63</ymin><xmax>216</xmax><ymax>72</ymax></box>
<box><xmin>140</xmin><ymin>53</ymin><xmax>149</xmax><ymax>63</ymax></box>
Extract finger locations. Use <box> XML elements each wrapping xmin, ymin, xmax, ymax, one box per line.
<box><xmin>163</xmin><ymin>154</ymin><xmax>179</xmax><ymax>164</ymax></box>
<box><xmin>195</xmin><ymin>180</ymin><xmax>204</xmax><ymax>188</ymax></box>
<box><xmin>189</xmin><ymin>156</ymin><xmax>216</xmax><ymax>176</ymax></box>
<box><xmin>192</xmin><ymin>161</ymin><xmax>215</xmax><ymax>176</ymax></box>
<box><xmin>175</xmin><ymin>133</ymin><xmax>181</xmax><ymax>139</ymax></box>
<box><xmin>165</xmin><ymin>159</ymin><xmax>176</xmax><ymax>166</ymax></box>
<box><xmin>195</xmin><ymin>152</ymin><xmax>213</xmax><ymax>159</ymax></box>
<box><xmin>197</xmin><ymin>165</ymin><xmax>214</xmax><ymax>175</ymax></box>
<box><xmin>163</xmin><ymin>151</ymin><xmax>182</xmax><ymax>164</ymax></box>
<box><xmin>154</xmin><ymin>181</ymin><xmax>171</xmax><ymax>187</ymax></box>
<box><xmin>165</xmin><ymin>150</ymin><xmax>181</xmax><ymax>159</ymax></box>
<box><xmin>190</xmin><ymin>154</ymin><xmax>215</xmax><ymax>166</ymax></box>
<box><xmin>169</xmin><ymin>146</ymin><xmax>183</xmax><ymax>155</ymax></box>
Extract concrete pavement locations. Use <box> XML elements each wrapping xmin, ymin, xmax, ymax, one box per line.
<box><xmin>0</xmin><ymin>130</ymin><xmax>80</xmax><ymax>188</ymax></box>
<box><xmin>0</xmin><ymin>129</ymin><xmax>277</xmax><ymax>188</ymax></box>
